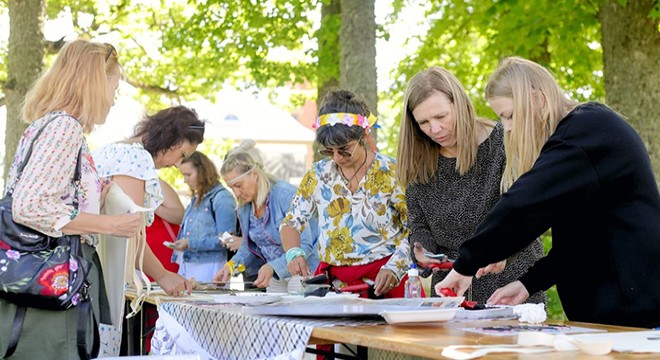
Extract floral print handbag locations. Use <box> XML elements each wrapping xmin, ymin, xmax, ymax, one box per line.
<box><xmin>0</xmin><ymin>118</ymin><xmax>99</xmax><ymax>359</ymax></box>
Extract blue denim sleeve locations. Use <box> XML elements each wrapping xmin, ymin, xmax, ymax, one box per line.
<box><xmin>189</xmin><ymin>191</ymin><xmax>237</xmax><ymax>252</ymax></box>
<box><xmin>267</xmin><ymin>187</ymin><xmax>292</xmax><ymax>279</ymax></box>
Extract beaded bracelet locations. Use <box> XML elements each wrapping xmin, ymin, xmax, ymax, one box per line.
<box><xmin>286</xmin><ymin>247</ymin><xmax>306</xmax><ymax>264</ymax></box>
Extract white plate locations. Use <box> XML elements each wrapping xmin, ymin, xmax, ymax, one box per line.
<box><xmin>379</xmin><ymin>308</ymin><xmax>458</xmax><ymax>324</ymax></box>
<box><xmin>376</xmin><ymin>297</ymin><xmax>464</xmax><ymax>308</ymax></box>
<box><xmin>211</xmin><ymin>292</ymin><xmax>282</xmax><ymax>305</ymax></box>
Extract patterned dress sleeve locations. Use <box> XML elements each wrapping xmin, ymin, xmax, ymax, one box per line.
<box><xmin>406</xmin><ymin>183</ymin><xmax>436</xmax><ymax>254</ymax></box>
<box><xmin>281</xmin><ymin>167</ymin><xmax>319</xmax><ymax>234</ymax></box>
<box><xmin>11</xmin><ymin>116</ymin><xmax>84</xmax><ymax>237</ymax></box>
<box><xmin>93</xmin><ymin>143</ymin><xmax>163</xmax><ymax>224</ymax></box>
<box><xmin>382</xmin><ymin>172</ymin><xmax>411</xmax><ymax>280</ymax></box>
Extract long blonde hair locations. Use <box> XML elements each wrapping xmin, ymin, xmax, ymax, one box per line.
<box><xmin>21</xmin><ymin>40</ymin><xmax>120</xmax><ymax>133</ymax></box>
<box><xmin>221</xmin><ymin>140</ymin><xmax>277</xmax><ymax>209</ymax></box>
<box><xmin>486</xmin><ymin>57</ymin><xmax>579</xmax><ymax>191</ymax></box>
<box><xmin>397</xmin><ymin>66</ymin><xmax>490</xmax><ymax>187</ymax></box>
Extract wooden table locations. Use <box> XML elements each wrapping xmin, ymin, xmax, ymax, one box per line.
<box><xmin>310</xmin><ymin>320</ymin><xmax>658</xmax><ymax>359</ymax></box>
<box><xmin>125</xmin><ymin>290</ymin><xmax>658</xmax><ymax>359</ymax></box>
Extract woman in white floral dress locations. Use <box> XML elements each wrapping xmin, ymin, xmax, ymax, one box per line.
<box><xmin>93</xmin><ymin>106</ymin><xmax>204</xmax><ymax>295</ymax></box>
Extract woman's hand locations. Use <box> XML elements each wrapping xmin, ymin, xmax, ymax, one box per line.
<box><xmin>412</xmin><ymin>242</ymin><xmax>445</xmax><ymax>265</ymax></box>
<box><xmin>287</xmin><ymin>256</ymin><xmax>310</xmax><ymax>277</ymax></box>
<box><xmin>108</xmin><ymin>213</ymin><xmax>142</xmax><ymax>237</ymax></box>
<box><xmin>212</xmin><ymin>266</ymin><xmax>232</xmax><ymax>283</ymax></box>
<box><xmin>487</xmin><ymin>281</ymin><xmax>529</xmax><ymax>305</ymax></box>
<box><xmin>475</xmin><ymin>259</ymin><xmax>507</xmax><ymax>278</ymax></box>
<box><xmin>155</xmin><ymin>272</ymin><xmax>192</xmax><ymax>297</ymax></box>
<box><xmin>434</xmin><ymin>269</ymin><xmax>473</xmax><ymax>297</ymax></box>
<box><xmin>253</xmin><ymin>264</ymin><xmax>274</xmax><ymax>288</ymax></box>
<box><xmin>172</xmin><ymin>238</ymin><xmax>189</xmax><ymax>251</ymax></box>
<box><xmin>374</xmin><ymin>268</ymin><xmax>398</xmax><ymax>296</ymax></box>
<box><xmin>225</xmin><ymin>235</ymin><xmax>242</xmax><ymax>252</ymax></box>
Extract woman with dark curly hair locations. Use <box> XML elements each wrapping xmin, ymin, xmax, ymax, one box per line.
<box><xmin>93</xmin><ymin>105</ymin><xmax>205</xmax><ymax>296</ymax></box>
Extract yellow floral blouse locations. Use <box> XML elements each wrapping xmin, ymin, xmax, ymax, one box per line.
<box><xmin>282</xmin><ymin>152</ymin><xmax>410</xmax><ymax>279</ymax></box>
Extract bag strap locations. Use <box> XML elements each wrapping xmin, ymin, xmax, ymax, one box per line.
<box><xmin>77</xmin><ymin>300</ymin><xmax>100</xmax><ymax>360</ymax></box>
<box><xmin>8</xmin><ymin>114</ymin><xmax>83</xmax><ymax>201</ymax></box>
<box><xmin>162</xmin><ymin>219</ymin><xmax>177</xmax><ymax>241</ymax></box>
<box><xmin>3</xmin><ymin>306</ymin><xmax>26</xmax><ymax>358</ymax></box>
<box><xmin>3</xmin><ymin>301</ymin><xmax>99</xmax><ymax>359</ymax></box>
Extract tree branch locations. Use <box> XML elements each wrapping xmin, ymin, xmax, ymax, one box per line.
<box><xmin>124</xmin><ymin>77</ymin><xmax>179</xmax><ymax>96</ymax></box>
<box><xmin>46</xmin><ymin>36</ymin><xmax>66</xmax><ymax>55</ymax></box>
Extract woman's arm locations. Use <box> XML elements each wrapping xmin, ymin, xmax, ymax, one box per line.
<box><xmin>61</xmin><ymin>212</ymin><xmax>141</xmax><ymax>238</ymax></box>
<box><xmin>112</xmin><ymin>175</ymin><xmax>191</xmax><ymax>294</ymax></box>
<box><xmin>155</xmin><ymin>178</ymin><xmax>184</xmax><ymax>225</ymax></box>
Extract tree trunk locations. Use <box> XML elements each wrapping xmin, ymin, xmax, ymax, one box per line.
<box><xmin>339</xmin><ymin>0</ymin><xmax>378</xmax><ymax>144</ymax></box>
<box><xmin>314</xmin><ymin>0</ymin><xmax>341</xmax><ymax>162</ymax></box>
<box><xmin>599</xmin><ymin>0</ymin><xmax>660</xmax><ymax>185</ymax></box>
<box><xmin>4</xmin><ymin>0</ymin><xmax>45</xmax><ymax>189</ymax></box>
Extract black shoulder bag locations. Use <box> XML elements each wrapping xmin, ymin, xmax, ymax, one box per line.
<box><xmin>0</xmin><ymin>117</ymin><xmax>99</xmax><ymax>359</ymax></box>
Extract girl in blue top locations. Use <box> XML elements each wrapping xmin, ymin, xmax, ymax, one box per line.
<box><xmin>213</xmin><ymin>141</ymin><xmax>319</xmax><ymax>293</ymax></box>
<box><xmin>174</xmin><ymin>151</ymin><xmax>237</xmax><ymax>282</ymax></box>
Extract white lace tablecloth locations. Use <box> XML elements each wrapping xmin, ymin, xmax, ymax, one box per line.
<box><xmin>151</xmin><ymin>301</ymin><xmax>386</xmax><ymax>360</ymax></box>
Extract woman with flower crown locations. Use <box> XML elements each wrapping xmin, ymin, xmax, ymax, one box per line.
<box><xmin>280</xmin><ymin>89</ymin><xmax>411</xmax><ymax>299</ymax></box>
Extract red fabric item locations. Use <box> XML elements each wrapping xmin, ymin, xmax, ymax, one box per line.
<box><xmin>314</xmin><ymin>255</ymin><xmax>410</xmax><ymax>298</ymax></box>
<box><xmin>144</xmin><ymin>215</ymin><xmax>180</xmax><ymax>354</ymax></box>
<box><xmin>145</xmin><ymin>215</ymin><xmax>180</xmax><ymax>281</ymax></box>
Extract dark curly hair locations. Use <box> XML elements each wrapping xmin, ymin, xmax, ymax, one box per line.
<box><xmin>316</xmin><ymin>89</ymin><xmax>369</xmax><ymax>147</ymax></box>
<box><xmin>133</xmin><ymin>106</ymin><xmax>205</xmax><ymax>157</ymax></box>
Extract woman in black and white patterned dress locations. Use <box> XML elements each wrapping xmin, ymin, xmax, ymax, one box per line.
<box><xmin>396</xmin><ymin>67</ymin><xmax>545</xmax><ymax>304</ymax></box>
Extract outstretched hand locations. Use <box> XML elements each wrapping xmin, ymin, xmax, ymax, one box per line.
<box><xmin>475</xmin><ymin>259</ymin><xmax>507</xmax><ymax>278</ymax></box>
<box><xmin>434</xmin><ymin>269</ymin><xmax>473</xmax><ymax>297</ymax></box>
<box><xmin>487</xmin><ymin>281</ymin><xmax>529</xmax><ymax>305</ymax></box>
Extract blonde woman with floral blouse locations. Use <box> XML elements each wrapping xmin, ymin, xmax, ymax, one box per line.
<box><xmin>281</xmin><ymin>89</ymin><xmax>411</xmax><ymax>298</ymax></box>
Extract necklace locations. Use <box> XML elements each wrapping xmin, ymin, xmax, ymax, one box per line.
<box><xmin>339</xmin><ymin>148</ymin><xmax>368</xmax><ymax>186</ymax></box>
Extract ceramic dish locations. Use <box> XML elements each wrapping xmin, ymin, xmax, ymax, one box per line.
<box><xmin>379</xmin><ymin>308</ymin><xmax>459</xmax><ymax>324</ymax></box>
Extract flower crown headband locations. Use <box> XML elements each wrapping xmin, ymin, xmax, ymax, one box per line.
<box><xmin>312</xmin><ymin>113</ymin><xmax>379</xmax><ymax>131</ymax></box>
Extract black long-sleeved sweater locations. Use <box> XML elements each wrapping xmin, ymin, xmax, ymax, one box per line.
<box><xmin>454</xmin><ymin>102</ymin><xmax>660</xmax><ymax>328</ymax></box>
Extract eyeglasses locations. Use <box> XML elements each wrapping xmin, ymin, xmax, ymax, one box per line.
<box><xmin>104</xmin><ymin>43</ymin><xmax>117</xmax><ymax>63</ymax></box>
<box><xmin>318</xmin><ymin>134</ymin><xmax>363</xmax><ymax>158</ymax></box>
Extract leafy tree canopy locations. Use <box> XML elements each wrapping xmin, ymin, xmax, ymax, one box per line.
<box><xmin>388</xmin><ymin>0</ymin><xmax>604</xmax><ymax>121</ymax></box>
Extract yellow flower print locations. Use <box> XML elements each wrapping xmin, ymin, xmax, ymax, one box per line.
<box><xmin>327</xmin><ymin>197</ymin><xmax>351</xmax><ymax>227</ymax></box>
<box><xmin>298</xmin><ymin>171</ymin><xmax>318</xmax><ymax>199</ymax></box>
<box><xmin>365</xmin><ymin>169</ymin><xmax>392</xmax><ymax>196</ymax></box>
<box><xmin>377</xmin><ymin>226</ymin><xmax>389</xmax><ymax>240</ymax></box>
<box><xmin>327</xmin><ymin>227</ymin><xmax>354</xmax><ymax>262</ymax></box>
<box><xmin>332</xmin><ymin>184</ymin><xmax>348</xmax><ymax>197</ymax></box>
<box><xmin>375</xmin><ymin>202</ymin><xmax>386</xmax><ymax>216</ymax></box>
<box><xmin>394</xmin><ymin>258</ymin><xmax>406</xmax><ymax>271</ymax></box>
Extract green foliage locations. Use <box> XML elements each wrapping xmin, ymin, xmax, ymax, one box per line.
<box><xmin>383</xmin><ymin>0</ymin><xmax>605</xmax><ymax>154</ymax></box>
<box><xmin>541</xmin><ymin>230</ymin><xmax>567</xmax><ymax>321</ymax></box>
<box><xmin>161</xmin><ymin>0</ymin><xmax>318</xmax><ymax>93</ymax></box>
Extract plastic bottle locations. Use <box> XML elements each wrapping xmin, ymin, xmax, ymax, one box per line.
<box><xmin>404</xmin><ymin>264</ymin><xmax>423</xmax><ymax>299</ymax></box>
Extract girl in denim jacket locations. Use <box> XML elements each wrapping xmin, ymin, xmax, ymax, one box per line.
<box><xmin>174</xmin><ymin>151</ymin><xmax>237</xmax><ymax>282</ymax></box>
